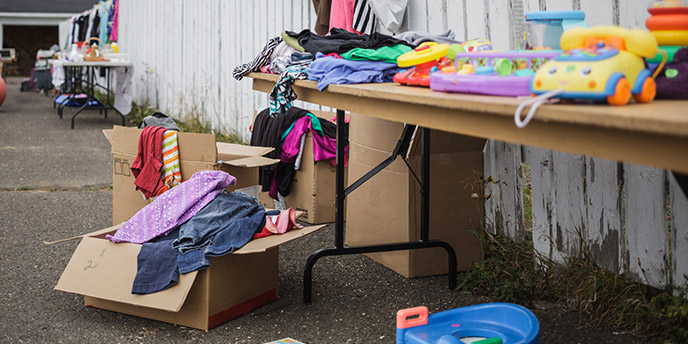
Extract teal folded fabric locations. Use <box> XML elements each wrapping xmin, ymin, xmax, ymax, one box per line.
<box><xmin>281</xmin><ymin>113</ymin><xmax>325</xmax><ymax>141</ymax></box>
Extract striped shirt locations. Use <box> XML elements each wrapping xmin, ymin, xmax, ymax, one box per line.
<box><xmin>159</xmin><ymin>130</ymin><xmax>181</xmax><ymax>195</ymax></box>
<box><xmin>353</xmin><ymin>0</ymin><xmax>377</xmax><ymax>35</ymax></box>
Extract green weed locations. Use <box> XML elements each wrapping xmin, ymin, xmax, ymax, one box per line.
<box><xmin>127</xmin><ymin>102</ymin><xmax>158</xmax><ymax>127</ymax></box>
<box><xmin>121</xmin><ymin>100</ymin><xmax>245</xmax><ymax>144</ymax></box>
<box><xmin>177</xmin><ymin>113</ymin><xmax>243</xmax><ymax>144</ymax></box>
<box><xmin>521</xmin><ymin>165</ymin><xmax>533</xmax><ymax>226</ymax></box>
<box><xmin>457</xmin><ymin>228</ymin><xmax>688</xmax><ymax>343</ymax></box>
<box><xmin>457</xmin><ymin>229</ymin><xmax>559</xmax><ymax>304</ymax></box>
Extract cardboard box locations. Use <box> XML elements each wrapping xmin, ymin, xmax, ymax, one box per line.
<box><xmin>258</xmin><ymin>132</ymin><xmax>338</xmax><ymax>225</ymax></box>
<box><xmin>55</xmin><ymin>223</ymin><xmax>324</xmax><ymax>330</ymax></box>
<box><xmin>105</xmin><ymin>126</ymin><xmax>278</xmax><ymax>224</ymax></box>
<box><xmin>345</xmin><ymin>113</ymin><xmax>486</xmax><ymax>277</ymax></box>
<box><xmin>54</xmin><ymin>125</ymin><xmax>326</xmax><ymax>330</ymax></box>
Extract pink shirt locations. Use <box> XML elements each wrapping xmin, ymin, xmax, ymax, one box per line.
<box><xmin>280</xmin><ymin>116</ymin><xmax>346</xmax><ymax>164</ymax></box>
<box><xmin>329</xmin><ymin>0</ymin><xmax>360</xmax><ymax>34</ymax></box>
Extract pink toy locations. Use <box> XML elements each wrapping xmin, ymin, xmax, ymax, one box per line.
<box><xmin>430</xmin><ymin>51</ymin><xmax>560</xmax><ymax>97</ymax></box>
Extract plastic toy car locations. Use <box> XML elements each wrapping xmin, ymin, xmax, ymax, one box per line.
<box><xmin>531</xmin><ymin>26</ymin><xmax>661</xmax><ymax>105</ymax></box>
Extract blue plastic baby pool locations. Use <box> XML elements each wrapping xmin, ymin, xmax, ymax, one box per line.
<box><xmin>396</xmin><ymin>303</ymin><xmax>539</xmax><ymax>344</ymax></box>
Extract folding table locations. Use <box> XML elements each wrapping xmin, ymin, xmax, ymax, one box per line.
<box><xmin>60</xmin><ymin>61</ymin><xmax>132</xmax><ymax>128</ymax></box>
<box><xmin>248</xmin><ymin>72</ymin><xmax>688</xmax><ymax>303</ymax></box>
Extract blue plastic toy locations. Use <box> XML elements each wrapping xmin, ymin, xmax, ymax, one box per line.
<box><xmin>524</xmin><ymin>10</ymin><xmax>589</xmax><ymax>49</ymax></box>
<box><xmin>396</xmin><ymin>303</ymin><xmax>540</xmax><ymax>344</ymax></box>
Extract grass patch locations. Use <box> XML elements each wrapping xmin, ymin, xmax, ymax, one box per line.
<box><xmin>457</xmin><ymin>229</ymin><xmax>688</xmax><ymax>343</ymax></box>
<box><xmin>124</xmin><ymin>100</ymin><xmax>244</xmax><ymax>144</ymax></box>
<box><xmin>457</xmin><ymin>230</ymin><xmax>559</xmax><ymax>304</ymax></box>
<box><xmin>521</xmin><ymin>165</ymin><xmax>533</xmax><ymax>227</ymax></box>
<box><xmin>127</xmin><ymin>102</ymin><xmax>157</xmax><ymax>127</ymax></box>
<box><xmin>177</xmin><ymin>114</ymin><xmax>243</xmax><ymax>144</ymax></box>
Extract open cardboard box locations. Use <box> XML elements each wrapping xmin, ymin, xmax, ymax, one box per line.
<box><xmin>345</xmin><ymin>114</ymin><xmax>485</xmax><ymax>277</ymax></box>
<box><xmin>54</xmin><ymin>125</ymin><xmax>326</xmax><ymax>330</ymax></box>
<box><xmin>55</xmin><ymin>222</ymin><xmax>324</xmax><ymax>330</ymax></box>
<box><xmin>105</xmin><ymin>125</ymin><xmax>278</xmax><ymax>224</ymax></box>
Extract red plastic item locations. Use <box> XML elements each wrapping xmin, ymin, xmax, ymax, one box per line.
<box><xmin>396</xmin><ymin>306</ymin><xmax>429</xmax><ymax>329</ymax></box>
<box><xmin>393</xmin><ymin>57</ymin><xmax>452</xmax><ymax>87</ymax></box>
<box><xmin>646</xmin><ymin>13</ymin><xmax>688</xmax><ymax>30</ymax></box>
<box><xmin>648</xmin><ymin>7</ymin><xmax>688</xmax><ymax>15</ymax></box>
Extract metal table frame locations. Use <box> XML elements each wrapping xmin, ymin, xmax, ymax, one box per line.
<box><xmin>57</xmin><ymin>61</ymin><xmax>131</xmax><ymax>129</ymax></box>
<box><xmin>303</xmin><ymin>111</ymin><xmax>457</xmax><ymax>303</ymax></box>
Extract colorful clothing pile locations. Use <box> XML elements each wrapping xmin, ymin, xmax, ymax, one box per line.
<box><xmin>284</xmin><ymin>27</ymin><xmax>413</xmax><ymax>55</ymax></box>
<box><xmin>250</xmin><ymin>106</ymin><xmax>346</xmax><ymax>200</ymax></box>
<box><xmin>307</xmin><ymin>52</ymin><xmax>402</xmax><ymax>91</ymax></box>
<box><xmin>130</xmin><ymin>125</ymin><xmax>182</xmax><ymax>200</ymax></box>
<box><xmin>64</xmin><ymin>0</ymin><xmax>118</xmax><ymax>48</ymax></box>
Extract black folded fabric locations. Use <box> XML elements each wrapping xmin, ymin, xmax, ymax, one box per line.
<box><xmin>317</xmin><ymin>116</ymin><xmax>339</xmax><ymax>140</ymax></box>
<box><xmin>286</xmin><ymin>28</ymin><xmax>414</xmax><ymax>55</ymax></box>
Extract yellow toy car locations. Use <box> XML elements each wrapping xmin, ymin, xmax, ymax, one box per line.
<box><xmin>531</xmin><ymin>26</ymin><xmax>660</xmax><ymax>105</ymax></box>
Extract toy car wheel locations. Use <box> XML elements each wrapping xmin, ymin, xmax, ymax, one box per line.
<box><xmin>607</xmin><ymin>77</ymin><xmax>631</xmax><ymax>106</ymax></box>
<box><xmin>633</xmin><ymin>77</ymin><xmax>656</xmax><ymax>104</ymax></box>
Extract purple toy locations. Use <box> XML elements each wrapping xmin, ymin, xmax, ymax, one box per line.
<box><xmin>431</xmin><ymin>74</ymin><xmax>534</xmax><ymax>97</ymax></box>
<box><xmin>430</xmin><ymin>51</ymin><xmax>560</xmax><ymax>97</ymax></box>
<box><xmin>656</xmin><ymin>47</ymin><xmax>688</xmax><ymax>99</ymax></box>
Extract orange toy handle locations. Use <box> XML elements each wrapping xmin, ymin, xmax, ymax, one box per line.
<box><xmin>396</xmin><ymin>306</ymin><xmax>429</xmax><ymax>329</ymax></box>
<box><xmin>652</xmin><ymin>49</ymin><xmax>668</xmax><ymax>79</ymax></box>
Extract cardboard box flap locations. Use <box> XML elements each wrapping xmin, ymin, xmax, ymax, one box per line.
<box><xmin>108</xmin><ymin>126</ymin><xmax>217</xmax><ymax>164</ymax></box>
<box><xmin>235</xmin><ymin>224</ymin><xmax>326</xmax><ymax>254</ymax></box>
<box><xmin>103</xmin><ymin>129</ymin><xmax>114</xmax><ymax>145</ymax></box>
<box><xmin>222</xmin><ymin>156</ymin><xmax>280</xmax><ymax>168</ymax></box>
<box><xmin>217</xmin><ymin>142</ymin><xmax>273</xmax><ymax>162</ymax></box>
<box><xmin>55</xmin><ymin>236</ymin><xmax>198</xmax><ymax>312</ymax></box>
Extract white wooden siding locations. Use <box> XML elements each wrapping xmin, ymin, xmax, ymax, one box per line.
<box><xmin>118</xmin><ymin>0</ymin><xmax>686</xmax><ymax>290</ymax></box>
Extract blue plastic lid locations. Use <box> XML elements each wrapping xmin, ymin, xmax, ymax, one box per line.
<box><xmin>525</xmin><ymin>10</ymin><xmax>585</xmax><ymax>22</ymax></box>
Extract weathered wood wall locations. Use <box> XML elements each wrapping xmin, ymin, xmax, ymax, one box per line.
<box><xmin>118</xmin><ymin>0</ymin><xmax>687</xmax><ymax>290</ymax></box>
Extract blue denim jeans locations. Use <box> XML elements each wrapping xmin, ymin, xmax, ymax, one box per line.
<box><xmin>175</xmin><ymin>191</ymin><xmax>266</xmax><ymax>274</ymax></box>
<box><xmin>132</xmin><ymin>228</ymin><xmax>180</xmax><ymax>295</ymax></box>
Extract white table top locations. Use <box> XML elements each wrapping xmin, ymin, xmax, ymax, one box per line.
<box><xmin>62</xmin><ymin>60</ymin><xmax>133</xmax><ymax>67</ymax></box>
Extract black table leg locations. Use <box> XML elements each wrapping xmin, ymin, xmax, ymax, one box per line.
<box><xmin>303</xmin><ymin>110</ymin><xmax>458</xmax><ymax>304</ymax></box>
<box><xmin>71</xmin><ymin>102</ymin><xmax>90</xmax><ymax>129</ymax></box>
<box><xmin>672</xmin><ymin>172</ymin><xmax>688</xmax><ymax>198</ymax></box>
<box><xmin>68</xmin><ymin>65</ymin><xmax>126</xmax><ymax>128</ymax></box>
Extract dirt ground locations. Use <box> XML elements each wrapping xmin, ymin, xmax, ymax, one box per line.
<box><xmin>0</xmin><ymin>77</ymin><xmax>648</xmax><ymax>343</ymax></box>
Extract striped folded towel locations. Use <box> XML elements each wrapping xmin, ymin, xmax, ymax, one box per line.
<box><xmin>158</xmin><ymin>130</ymin><xmax>182</xmax><ymax>196</ymax></box>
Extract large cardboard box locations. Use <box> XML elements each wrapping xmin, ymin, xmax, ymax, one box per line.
<box><xmin>55</xmin><ymin>223</ymin><xmax>323</xmax><ymax>330</ymax></box>
<box><xmin>55</xmin><ymin>125</ymin><xmax>325</xmax><ymax>330</ymax></box>
<box><xmin>258</xmin><ymin>132</ymin><xmax>337</xmax><ymax>224</ymax></box>
<box><xmin>345</xmin><ymin>114</ymin><xmax>486</xmax><ymax>277</ymax></box>
<box><xmin>106</xmin><ymin>126</ymin><xmax>277</xmax><ymax>224</ymax></box>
